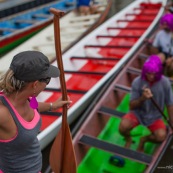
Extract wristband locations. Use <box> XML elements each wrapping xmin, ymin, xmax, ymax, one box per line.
<box><xmin>49</xmin><ymin>102</ymin><xmax>53</xmax><ymax>111</ymax></box>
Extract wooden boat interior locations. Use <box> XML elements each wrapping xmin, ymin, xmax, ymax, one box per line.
<box><xmin>72</xmin><ymin>30</ymin><xmax>173</xmax><ymax>172</ymax></box>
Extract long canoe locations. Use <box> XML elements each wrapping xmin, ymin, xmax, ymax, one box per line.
<box><xmin>0</xmin><ymin>0</ymin><xmax>166</xmax><ymax>151</ymax></box>
<box><xmin>0</xmin><ymin>0</ymin><xmax>58</xmax><ymax>18</ymax></box>
<box><xmin>72</xmin><ymin>11</ymin><xmax>173</xmax><ymax>173</ymax></box>
<box><xmin>0</xmin><ymin>0</ymin><xmax>111</xmax><ymax>63</ymax></box>
<box><xmin>38</xmin><ymin>0</ymin><xmax>166</xmax><ymax>150</ymax></box>
<box><xmin>0</xmin><ymin>0</ymin><xmax>76</xmax><ymax>56</ymax></box>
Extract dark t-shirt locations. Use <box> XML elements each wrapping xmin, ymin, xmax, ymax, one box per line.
<box><xmin>130</xmin><ymin>76</ymin><xmax>173</xmax><ymax>126</ymax></box>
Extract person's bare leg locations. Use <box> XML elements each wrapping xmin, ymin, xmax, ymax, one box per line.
<box><xmin>165</xmin><ymin>57</ymin><xmax>173</xmax><ymax>77</ymax></box>
<box><xmin>90</xmin><ymin>5</ymin><xmax>98</xmax><ymax>14</ymax></box>
<box><xmin>119</xmin><ymin>118</ymin><xmax>134</xmax><ymax>148</ymax></box>
<box><xmin>157</xmin><ymin>53</ymin><xmax>166</xmax><ymax>64</ymax></box>
<box><xmin>124</xmin><ymin>136</ymin><xmax>132</xmax><ymax>148</ymax></box>
<box><xmin>79</xmin><ymin>6</ymin><xmax>90</xmax><ymax>15</ymax></box>
<box><xmin>137</xmin><ymin>129</ymin><xmax>166</xmax><ymax>152</ymax></box>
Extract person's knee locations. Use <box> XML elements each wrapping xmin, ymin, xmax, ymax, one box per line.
<box><xmin>157</xmin><ymin>53</ymin><xmax>166</xmax><ymax>63</ymax></box>
<box><xmin>119</xmin><ymin>119</ymin><xmax>132</xmax><ymax>134</ymax></box>
<box><xmin>79</xmin><ymin>6</ymin><xmax>90</xmax><ymax>15</ymax></box>
<box><xmin>154</xmin><ymin>129</ymin><xmax>167</xmax><ymax>142</ymax></box>
<box><xmin>90</xmin><ymin>5</ymin><xmax>98</xmax><ymax>14</ymax></box>
<box><xmin>165</xmin><ymin>59</ymin><xmax>173</xmax><ymax>77</ymax></box>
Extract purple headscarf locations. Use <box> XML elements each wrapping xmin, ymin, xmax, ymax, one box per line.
<box><xmin>160</xmin><ymin>13</ymin><xmax>173</xmax><ymax>31</ymax></box>
<box><xmin>141</xmin><ymin>55</ymin><xmax>163</xmax><ymax>81</ymax></box>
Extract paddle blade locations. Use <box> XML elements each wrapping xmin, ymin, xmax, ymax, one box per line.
<box><xmin>49</xmin><ymin>123</ymin><xmax>77</xmax><ymax>173</ymax></box>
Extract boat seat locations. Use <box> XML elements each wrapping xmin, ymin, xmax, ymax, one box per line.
<box><xmin>60</xmin><ymin>20</ymin><xmax>95</xmax><ymax>28</ymax></box>
<box><xmin>44</xmin><ymin>87</ymin><xmax>87</xmax><ymax>94</ymax></box>
<box><xmin>40</xmin><ymin>111</ymin><xmax>61</xmax><ymax>116</ymax></box>
<box><xmin>84</xmin><ymin>45</ymin><xmax>131</xmax><ymax>49</ymax></box>
<box><xmin>114</xmin><ymin>84</ymin><xmax>131</xmax><ymax>93</ymax></box>
<box><xmin>126</xmin><ymin>67</ymin><xmax>141</xmax><ymax>76</ymax></box>
<box><xmin>60</xmin><ymin>28</ymin><xmax>86</xmax><ymax>35</ymax></box>
<box><xmin>98</xmin><ymin>106</ymin><xmax>125</xmax><ymax>118</ymax></box>
<box><xmin>117</xmin><ymin>19</ymin><xmax>153</xmax><ymax>23</ymax></box>
<box><xmin>125</xmin><ymin>13</ymin><xmax>156</xmax><ymax>17</ymax></box>
<box><xmin>107</xmin><ymin>27</ymin><xmax>146</xmax><ymax>30</ymax></box>
<box><xmin>138</xmin><ymin>53</ymin><xmax>148</xmax><ymax>59</ymax></box>
<box><xmin>70</xmin><ymin>56</ymin><xmax>119</xmax><ymax>61</ymax></box>
<box><xmin>96</xmin><ymin>35</ymin><xmax>140</xmax><ymax>39</ymax></box>
<box><xmin>64</xmin><ymin>70</ymin><xmax>106</xmax><ymax>76</ymax></box>
<box><xmin>79</xmin><ymin>134</ymin><xmax>152</xmax><ymax>165</ymax></box>
<box><xmin>69</xmin><ymin>14</ymin><xmax>100</xmax><ymax>22</ymax></box>
<box><xmin>32</xmin><ymin>13</ymin><xmax>51</xmax><ymax>19</ymax></box>
<box><xmin>15</xmin><ymin>19</ymin><xmax>38</xmax><ymax>25</ymax></box>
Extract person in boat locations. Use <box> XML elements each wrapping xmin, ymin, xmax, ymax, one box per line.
<box><xmin>119</xmin><ymin>55</ymin><xmax>173</xmax><ymax>152</ymax></box>
<box><xmin>150</xmin><ymin>13</ymin><xmax>173</xmax><ymax>77</ymax></box>
<box><xmin>77</xmin><ymin>0</ymin><xmax>98</xmax><ymax>15</ymax></box>
<box><xmin>0</xmin><ymin>51</ymin><xmax>71</xmax><ymax>173</ymax></box>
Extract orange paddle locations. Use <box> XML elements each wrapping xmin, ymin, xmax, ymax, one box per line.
<box><xmin>49</xmin><ymin>8</ymin><xmax>77</xmax><ymax>173</ymax></box>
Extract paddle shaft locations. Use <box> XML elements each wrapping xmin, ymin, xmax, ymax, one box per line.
<box><xmin>50</xmin><ymin>8</ymin><xmax>68</xmax><ymax>172</ymax></box>
<box><xmin>150</xmin><ymin>97</ymin><xmax>173</xmax><ymax>130</ymax></box>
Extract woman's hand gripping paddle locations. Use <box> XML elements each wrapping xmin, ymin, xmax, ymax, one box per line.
<box><xmin>49</xmin><ymin>8</ymin><xmax>77</xmax><ymax>173</ymax></box>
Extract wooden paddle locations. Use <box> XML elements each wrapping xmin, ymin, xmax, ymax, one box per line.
<box><xmin>49</xmin><ymin>8</ymin><xmax>77</xmax><ymax>173</ymax></box>
<box><xmin>151</xmin><ymin>97</ymin><xmax>173</xmax><ymax>130</ymax></box>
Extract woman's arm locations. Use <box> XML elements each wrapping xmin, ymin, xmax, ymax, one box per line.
<box><xmin>38</xmin><ymin>96</ymin><xmax>72</xmax><ymax>112</ymax></box>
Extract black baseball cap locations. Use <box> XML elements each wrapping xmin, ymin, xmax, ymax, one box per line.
<box><xmin>10</xmin><ymin>51</ymin><xmax>60</xmax><ymax>82</ymax></box>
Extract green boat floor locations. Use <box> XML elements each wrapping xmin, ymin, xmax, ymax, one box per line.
<box><xmin>77</xmin><ymin>94</ymin><xmax>163</xmax><ymax>173</ymax></box>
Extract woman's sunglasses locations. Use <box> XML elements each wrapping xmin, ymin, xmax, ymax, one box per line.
<box><xmin>39</xmin><ymin>77</ymin><xmax>51</xmax><ymax>85</ymax></box>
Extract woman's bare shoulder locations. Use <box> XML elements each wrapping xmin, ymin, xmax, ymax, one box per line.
<box><xmin>0</xmin><ymin>101</ymin><xmax>11</xmax><ymax>124</ymax></box>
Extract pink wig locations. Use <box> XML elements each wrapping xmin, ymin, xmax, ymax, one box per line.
<box><xmin>160</xmin><ymin>13</ymin><xmax>173</xmax><ymax>31</ymax></box>
<box><xmin>141</xmin><ymin>55</ymin><xmax>163</xmax><ymax>81</ymax></box>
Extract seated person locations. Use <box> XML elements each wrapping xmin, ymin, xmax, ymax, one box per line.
<box><xmin>77</xmin><ymin>0</ymin><xmax>98</xmax><ymax>15</ymax></box>
<box><xmin>150</xmin><ymin>13</ymin><xmax>173</xmax><ymax>76</ymax></box>
<box><xmin>119</xmin><ymin>55</ymin><xmax>173</xmax><ymax>152</ymax></box>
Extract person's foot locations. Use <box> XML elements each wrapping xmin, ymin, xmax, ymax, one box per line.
<box><xmin>124</xmin><ymin>137</ymin><xmax>132</xmax><ymax>148</ymax></box>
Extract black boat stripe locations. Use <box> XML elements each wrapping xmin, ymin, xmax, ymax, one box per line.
<box><xmin>114</xmin><ymin>84</ymin><xmax>131</xmax><ymax>93</ymax></box>
<box><xmin>98</xmin><ymin>106</ymin><xmax>125</xmax><ymax>118</ymax></box>
<box><xmin>85</xmin><ymin>45</ymin><xmax>131</xmax><ymax>49</ymax></box>
<box><xmin>44</xmin><ymin>88</ymin><xmax>87</xmax><ymax>94</ymax></box>
<box><xmin>79</xmin><ymin>135</ymin><xmax>152</xmax><ymax>165</ymax></box>
<box><xmin>107</xmin><ymin>27</ymin><xmax>146</xmax><ymax>30</ymax></box>
<box><xmin>64</xmin><ymin>71</ymin><xmax>106</xmax><ymax>75</ymax></box>
<box><xmin>117</xmin><ymin>19</ymin><xmax>152</xmax><ymax>22</ymax></box>
<box><xmin>70</xmin><ymin>56</ymin><xmax>119</xmax><ymax>61</ymax></box>
<box><xmin>40</xmin><ymin>111</ymin><xmax>61</xmax><ymax>116</ymax></box>
<box><xmin>96</xmin><ymin>35</ymin><xmax>140</xmax><ymax>39</ymax></box>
